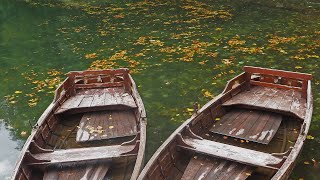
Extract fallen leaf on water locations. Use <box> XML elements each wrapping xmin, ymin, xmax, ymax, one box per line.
<box><xmin>21</xmin><ymin>131</ymin><xmax>28</xmax><ymax>137</ymax></box>
<box><xmin>307</xmin><ymin>135</ymin><xmax>315</xmax><ymax>140</ymax></box>
<box><xmin>187</xmin><ymin>108</ymin><xmax>194</xmax><ymax>112</ymax></box>
<box><xmin>15</xmin><ymin>91</ymin><xmax>22</xmax><ymax>94</ymax></box>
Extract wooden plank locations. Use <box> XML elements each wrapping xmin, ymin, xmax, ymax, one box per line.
<box><xmin>60</xmin><ymin>95</ymin><xmax>84</xmax><ymax>109</ymax></box>
<box><xmin>68</xmin><ymin>68</ymin><xmax>129</xmax><ymax>77</ymax></box>
<box><xmin>222</xmin><ymin>86</ymin><xmax>306</xmax><ymax>119</ymax></box>
<box><xmin>216</xmin><ymin>111</ymin><xmax>252</xmax><ymax>135</ymax></box>
<box><xmin>250</xmin><ymin>80</ymin><xmax>302</xmax><ymax>91</ymax></box>
<box><xmin>193</xmin><ymin>157</ymin><xmax>221</xmax><ymax>180</ymax></box>
<box><xmin>91</xmin><ymin>93</ymin><xmax>106</xmax><ymax>107</ymax></box>
<box><xmin>30</xmin><ymin>144</ymin><xmax>135</xmax><ymax>165</ymax></box>
<box><xmin>180</xmin><ymin>156</ymin><xmax>206</xmax><ymax>180</ymax></box>
<box><xmin>204</xmin><ymin>161</ymin><xmax>230</xmax><ymax>180</ymax></box>
<box><xmin>211</xmin><ymin>109</ymin><xmax>282</xmax><ymax>144</ymax></box>
<box><xmin>261</xmin><ymin>115</ymin><xmax>282</xmax><ymax>144</ymax></box>
<box><xmin>78</xmin><ymin>96</ymin><xmax>94</xmax><ymax>108</ymax></box>
<box><xmin>243</xmin><ymin>66</ymin><xmax>312</xmax><ymax>80</ymax></box>
<box><xmin>76</xmin><ymin>110</ymin><xmax>137</xmax><ymax>142</ymax></box>
<box><xmin>244</xmin><ymin>113</ymin><xmax>271</xmax><ymax>141</ymax></box>
<box><xmin>75</xmin><ymin>82</ymin><xmax>123</xmax><ymax>89</ymax></box>
<box><xmin>225</xmin><ymin>165</ymin><xmax>253</xmax><ymax>180</ymax></box>
<box><xmin>179</xmin><ymin>137</ymin><xmax>282</xmax><ymax>169</ymax></box>
<box><xmin>76</xmin><ymin>113</ymin><xmax>92</xmax><ymax>142</ymax></box>
<box><xmin>44</xmin><ymin>163</ymin><xmax>110</xmax><ymax>180</ymax></box>
<box><xmin>227</xmin><ymin>111</ymin><xmax>262</xmax><ymax>138</ymax></box>
<box><xmin>211</xmin><ymin>109</ymin><xmax>245</xmax><ymax>133</ymax></box>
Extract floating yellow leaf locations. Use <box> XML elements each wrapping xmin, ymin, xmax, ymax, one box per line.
<box><xmin>295</xmin><ymin>66</ymin><xmax>303</xmax><ymax>69</ymax></box>
<box><xmin>187</xmin><ymin>108</ymin><xmax>194</xmax><ymax>112</ymax></box>
<box><xmin>20</xmin><ymin>131</ymin><xmax>28</xmax><ymax>137</ymax></box>
<box><xmin>307</xmin><ymin>135</ymin><xmax>314</xmax><ymax>140</ymax></box>
<box><xmin>15</xmin><ymin>91</ymin><xmax>22</xmax><ymax>94</ymax></box>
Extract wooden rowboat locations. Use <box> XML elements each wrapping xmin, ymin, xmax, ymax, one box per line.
<box><xmin>138</xmin><ymin>66</ymin><xmax>312</xmax><ymax>180</ymax></box>
<box><xmin>12</xmin><ymin>68</ymin><xmax>146</xmax><ymax>180</ymax></box>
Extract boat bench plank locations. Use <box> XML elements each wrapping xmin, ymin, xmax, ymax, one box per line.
<box><xmin>77</xmin><ymin>110</ymin><xmax>137</xmax><ymax>142</ymax></box>
<box><xmin>181</xmin><ymin>155</ymin><xmax>253</xmax><ymax>180</ymax></box>
<box><xmin>210</xmin><ymin>109</ymin><xmax>282</xmax><ymax>144</ymax></box>
<box><xmin>223</xmin><ymin>86</ymin><xmax>306</xmax><ymax>119</ymax></box>
<box><xmin>30</xmin><ymin>144</ymin><xmax>135</xmax><ymax>165</ymax></box>
<box><xmin>44</xmin><ymin>164</ymin><xmax>110</xmax><ymax>180</ymax></box>
<box><xmin>55</xmin><ymin>87</ymin><xmax>137</xmax><ymax>114</ymax></box>
<box><xmin>179</xmin><ymin>137</ymin><xmax>283</xmax><ymax>170</ymax></box>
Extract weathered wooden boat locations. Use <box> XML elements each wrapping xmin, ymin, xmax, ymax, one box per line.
<box><xmin>138</xmin><ymin>66</ymin><xmax>312</xmax><ymax>180</ymax></box>
<box><xmin>12</xmin><ymin>68</ymin><xmax>146</xmax><ymax>180</ymax></box>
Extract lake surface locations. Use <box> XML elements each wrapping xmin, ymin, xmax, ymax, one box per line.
<box><xmin>0</xmin><ymin>0</ymin><xmax>319</xmax><ymax>179</ymax></box>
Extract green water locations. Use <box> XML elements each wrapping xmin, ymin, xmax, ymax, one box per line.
<box><xmin>0</xmin><ymin>0</ymin><xmax>319</xmax><ymax>179</ymax></box>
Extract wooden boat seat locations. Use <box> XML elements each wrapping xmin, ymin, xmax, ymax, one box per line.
<box><xmin>55</xmin><ymin>87</ymin><xmax>137</xmax><ymax>115</ymax></box>
<box><xmin>28</xmin><ymin>144</ymin><xmax>137</xmax><ymax>166</ymax></box>
<box><xmin>181</xmin><ymin>155</ymin><xmax>253</xmax><ymax>180</ymax></box>
<box><xmin>76</xmin><ymin>110</ymin><xmax>137</xmax><ymax>142</ymax></box>
<box><xmin>209</xmin><ymin>109</ymin><xmax>282</xmax><ymax>144</ymax></box>
<box><xmin>44</xmin><ymin>163</ymin><xmax>110</xmax><ymax>180</ymax></box>
<box><xmin>222</xmin><ymin>86</ymin><xmax>306</xmax><ymax>119</ymax></box>
<box><xmin>177</xmin><ymin>135</ymin><xmax>285</xmax><ymax>170</ymax></box>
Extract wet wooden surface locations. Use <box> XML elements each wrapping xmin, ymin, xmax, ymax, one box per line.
<box><xmin>31</xmin><ymin>144</ymin><xmax>135</xmax><ymax>165</ymax></box>
<box><xmin>179</xmin><ymin>137</ymin><xmax>283</xmax><ymax>169</ymax></box>
<box><xmin>76</xmin><ymin>110</ymin><xmax>137</xmax><ymax>142</ymax></box>
<box><xmin>181</xmin><ymin>155</ymin><xmax>253</xmax><ymax>180</ymax></box>
<box><xmin>56</xmin><ymin>87</ymin><xmax>136</xmax><ymax>114</ymax></box>
<box><xmin>44</xmin><ymin>164</ymin><xmax>110</xmax><ymax>180</ymax></box>
<box><xmin>210</xmin><ymin>109</ymin><xmax>282</xmax><ymax>144</ymax></box>
<box><xmin>223</xmin><ymin>86</ymin><xmax>306</xmax><ymax>119</ymax></box>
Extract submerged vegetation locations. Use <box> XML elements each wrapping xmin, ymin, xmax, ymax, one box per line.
<box><xmin>0</xmin><ymin>0</ymin><xmax>319</xmax><ymax>179</ymax></box>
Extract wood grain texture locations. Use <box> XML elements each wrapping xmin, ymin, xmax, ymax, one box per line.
<box><xmin>223</xmin><ymin>86</ymin><xmax>306</xmax><ymax>119</ymax></box>
<box><xmin>55</xmin><ymin>87</ymin><xmax>137</xmax><ymax>114</ymax></box>
<box><xmin>30</xmin><ymin>144</ymin><xmax>135</xmax><ymax>165</ymax></box>
<box><xmin>76</xmin><ymin>110</ymin><xmax>137</xmax><ymax>142</ymax></box>
<box><xmin>181</xmin><ymin>155</ymin><xmax>253</xmax><ymax>180</ymax></box>
<box><xmin>178</xmin><ymin>137</ymin><xmax>283</xmax><ymax>169</ymax></box>
<box><xmin>210</xmin><ymin>109</ymin><xmax>282</xmax><ymax>144</ymax></box>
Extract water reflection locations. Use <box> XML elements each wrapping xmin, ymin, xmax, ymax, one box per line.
<box><xmin>0</xmin><ymin>120</ymin><xmax>23</xmax><ymax>179</ymax></box>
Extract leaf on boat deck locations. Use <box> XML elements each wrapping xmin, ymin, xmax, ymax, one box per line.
<box><xmin>109</xmin><ymin>126</ymin><xmax>114</xmax><ymax>129</ymax></box>
<box><xmin>304</xmin><ymin>161</ymin><xmax>310</xmax><ymax>165</ymax></box>
<box><xmin>215</xmin><ymin>117</ymin><xmax>220</xmax><ymax>121</ymax></box>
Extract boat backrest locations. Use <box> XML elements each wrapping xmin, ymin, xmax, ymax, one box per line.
<box><xmin>243</xmin><ymin>66</ymin><xmax>312</xmax><ymax>98</ymax></box>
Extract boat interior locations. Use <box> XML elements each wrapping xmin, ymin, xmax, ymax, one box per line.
<box><xmin>143</xmin><ymin>67</ymin><xmax>311</xmax><ymax>180</ymax></box>
<box><xmin>15</xmin><ymin>69</ymin><xmax>144</xmax><ymax>180</ymax></box>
